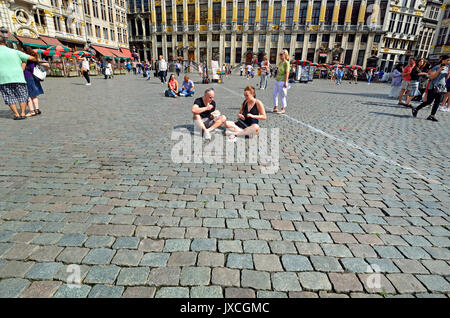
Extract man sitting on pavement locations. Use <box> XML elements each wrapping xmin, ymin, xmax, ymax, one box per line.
<box><xmin>179</xmin><ymin>75</ymin><xmax>195</xmax><ymax>97</ymax></box>
<box><xmin>192</xmin><ymin>88</ymin><xmax>226</xmax><ymax>140</ymax></box>
<box><xmin>0</xmin><ymin>32</ymin><xmax>38</xmax><ymax>120</ymax></box>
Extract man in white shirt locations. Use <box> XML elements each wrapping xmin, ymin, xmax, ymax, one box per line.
<box><xmin>158</xmin><ymin>55</ymin><xmax>168</xmax><ymax>83</ymax></box>
<box><xmin>80</xmin><ymin>57</ymin><xmax>91</xmax><ymax>85</ymax></box>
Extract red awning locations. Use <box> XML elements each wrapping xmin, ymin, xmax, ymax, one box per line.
<box><xmin>120</xmin><ymin>48</ymin><xmax>134</xmax><ymax>60</ymax></box>
<box><xmin>40</xmin><ymin>35</ymin><xmax>65</xmax><ymax>46</ymax></box>
<box><xmin>15</xmin><ymin>36</ymin><xmax>48</xmax><ymax>48</ymax></box>
<box><xmin>6</xmin><ymin>31</ymin><xmax>18</xmax><ymax>43</ymax></box>
<box><xmin>91</xmin><ymin>44</ymin><xmax>115</xmax><ymax>58</ymax></box>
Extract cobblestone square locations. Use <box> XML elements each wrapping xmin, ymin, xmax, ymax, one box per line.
<box><xmin>0</xmin><ymin>73</ymin><xmax>449</xmax><ymax>298</ymax></box>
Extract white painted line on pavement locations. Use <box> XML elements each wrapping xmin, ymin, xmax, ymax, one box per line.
<box><xmin>219</xmin><ymin>84</ymin><xmax>443</xmax><ymax>187</ymax></box>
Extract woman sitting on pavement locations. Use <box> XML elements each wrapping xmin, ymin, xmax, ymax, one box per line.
<box><xmin>224</xmin><ymin>85</ymin><xmax>266</xmax><ymax>142</ymax></box>
<box><xmin>179</xmin><ymin>75</ymin><xmax>195</xmax><ymax>97</ymax></box>
<box><xmin>165</xmin><ymin>74</ymin><xmax>178</xmax><ymax>97</ymax></box>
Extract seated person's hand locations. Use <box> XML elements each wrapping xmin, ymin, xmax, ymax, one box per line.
<box><xmin>206</xmin><ymin>104</ymin><xmax>214</xmax><ymax>111</ymax></box>
<box><xmin>238</xmin><ymin>113</ymin><xmax>245</xmax><ymax>120</ymax></box>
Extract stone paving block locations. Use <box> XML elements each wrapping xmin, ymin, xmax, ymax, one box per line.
<box><xmin>272</xmin><ymin>272</ymin><xmax>302</xmax><ymax>292</ymax></box>
<box><xmin>138</xmin><ymin>239</ymin><xmax>164</xmax><ymax>252</ymax></box>
<box><xmin>112</xmin><ymin>237</ymin><xmax>140</xmax><ymax>249</ymax></box>
<box><xmin>190</xmin><ymin>238</ymin><xmax>217</xmax><ymax>252</ymax></box>
<box><xmin>295</xmin><ymin>242</ymin><xmax>324</xmax><ymax>256</ymax></box>
<box><xmin>226</xmin><ymin>253</ymin><xmax>254</xmax><ymax>269</ymax></box>
<box><xmin>329</xmin><ymin>273</ymin><xmax>364</xmax><ymax>293</ymax></box>
<box><xmin>122</xmin><ymin>287</ymin><xmax>156</xmax><ymax>298</ymax></box>
<box><xmin>415</xmin><ymin>293</ymin><xmax>448</xmax><ymax>298</ymax></box>
<box><xmin>340</xmin><ymin>258</ymin><xmax>371</xmax><ymax>273</ymax></box>
<box><xmin>0</xmin><ymin>260</ymin><xmax>35</xmax><ymax>278</ymax></box>
<box><xmin>82</xmin><ymin>248</ymin><xmax>116</xmax><ymax>265</ymax></box>
<box><xmin>180</xmin><ymin>267</ymin><xmax>211</xmax><ymax>286</ymax></box>
<box><xmin>88</xmin><ymin>285</ymin><xmax>124</xmax><ymax>298</ymax></box>
<box><xmin>321</xmin><ymin>244</ymin><xmax>353</xmax><ymax>257</ymax></box>
<box><xmin>257</xmin><ymin>291</ymin><xmax>288</xmax><ymax>298</ymax></box>
<box><xmin>241</xmin><ymin>270</ymin><xmax>271</xmax><ymax>290</ymax></box>
<box><xmin>393</xmin><ymin>259</ymin><xmax>430</xmax><ymax>274</ymax></box>
<box><xmin>57</xmin><ymin>234</ymin><xmax>88</xmax><ymax>247</ymax></box>
<box><xmin>190</xmin><ymin>286</ymin><xmax>223</xmax><ymax>298</ymax></box>
<box><xmin>289</xmin><ymin>291</ymin><xmax>319</xmax><ymax>298</ymax></box>
<box><xmin>32</xmin><ymin>233</ymin><xmax>63</xmax><ymax>245</ymax></box>
<box><xmin>111</xmin><ymin>249</ymin><xmax>143</xmax><ymax>266</ymax></box>
<box><xmin>209</xmin><ymin>228</ymin><xmax>234</xmax><ymax>239</ymax></box>
<box><xmin>84</xmin><ymin>265</ymin><xmax>121</xmax><ymax>284</ymax></box>
<box><xmin>318</xmin><ymin>291</ymin><xmax>350</xmax><ymax>298</ymax></box>
<box><xmin>148</xmin><ymin>267</ymin><xmax>181</xmax><ymax>286</ymax></box>
<box><xmin>386</xmin><ymin>274</ymin><xmax>427</xmax><ymax>294</ymax></box>
<box><xmin>374</xmin><ymin>245</ymin><xmax>404</xmax><ymax>259</ymax></box>
<box><xmin>53</xmin><ymin>284</ymin><xmax>92</xmax><ymax>298</ymax></box>
<box><xmin>198</xmin><ymin>252</ymin><xmax>225</xmax><ymax>267</ymax></box>
<box><xmin>298</xmin><ymin>272</ymin><xmax>332</xmax><ymax>291</ymax></box>
<box><xmin>84</xmin><ymin>236</ymin><xmax>115</xmax><ymax>248</ymax></box>
<box><xmin>281</xmin><ymin>255</ymin><xmax>313</xmax><ymax>271</ymax></box>
<box><xmin>162</xmin><ymin>239</ymin><xmax>191</xmax><ymax>252</ymax></box>
<box><xmin>0</xmin><ymin>278</ymin><xmax>31</xmax><ymax>298</ymax></box>
<box><xmin>29</xmin><ymin>246</ymin><xmax>64</xmax><ymax>262</ymax></box>
<box><xmin>280</xmin><ymin>231</ymin><xmax>308</xmax><ymax>242</ymax></box>
<box><xmin>155</xmin><ymin>287</ymin><xmax>189</xmax><ymax>298</ymax></box>
<box><xmin>117</xmin><ymin>267</ymin><xmax>150</xmax><ymax>286</ymax></box>
<box><xmin>218</xmin><ymin>240</ymin><xmax>243</xmax><ymax>253</ymax></box>
<box><xmin>1</xmin><ymin>243</ymin><xmax>38</xmax><ymax>260</ymax></box>
<box><xmin>253</xmin><ymin>254</ymin><xmax>283</xmax><ymax>272</ymax></box>
<box><xmin>366</xmin><ymin>258</ymin><xmax>401</xmax><ymax>273</ymax></box>
<box><xmin>310</xmin><ymin>256</ymin><xmax>343</xmax><ymax>272</ymax></box>
<box><xmin>269</xmin><ymin>241</ymin><xmax>297</xmax><ymax>254</ymax></box>
<box><xmin>358</xmin><ymin>273</ymin><xmax>396</xmax><ymax>294</ymax></box>
<box><xmin>348</xmin><ymin>244</ymin><xmax>378</xmax><ymax>258</ymax></box>
<box><xmin>416</xmin><ymin>275</ymin><xmax>450</xmax><ymax>293</ymax></box>
<box><xmin>225</xmin><ymin>288</ymin><xmax>256</xmax><ymax>298</ymax></box>
<box><xmin>422</xmin><ymin>247</ymin><xmax>450</xmax><ymax>260</ymax></box>
<box><xmin>56</xmin><ymin>247</ymin><xmax>90</xmax><ymax>264</ymax></box>
<box><xmin>397</xmin><ymin>246</ymin><xmax>432</xmax><ymax>260</ymax></box>
<box><xmin>243</xmin><ymin>240</ymin><xmax>270</xmax><ymax>254</ymax></box>
<box><xmin>329</xmin><ymin>232</ymin><xmax>358</xmax><ymax>244</ymax></box>
<box><xmin>305</xmin><ymin>232</ymin><xmax>333</xmax><ymax>244</ymax></box>
<box><xmin>211</xmin><ymin>268</ymin><xmax>240</xmax><ymax>287</ymax></box>
<box><xmin>25</xmin><ymin>262</ymin><xmax>63</xmax><ymax>280</ymax></box>
<box><xmin>167</xmin><ymin>252</ymin><xmax>197</xmax><ymax>266</ymax></box>
<box><xmin>337</xmin><ymin>222</ymin><xmax>365</xmax><ymax>234</ymax></box>
<box><xmin>140</xmin><ymin>253</ymin><xmax>169</xmax><ymax>267</ymax></box>
<box><xmin>421</xmin><ymin>260</ymin><xmax>450</xmax><ymax>276</ymax></box>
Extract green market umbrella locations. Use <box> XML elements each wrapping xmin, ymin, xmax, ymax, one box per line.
<box><xmin>47</xmin><ymin>45</ymin><xmax>71</xmax><ymax>52</ymax></box>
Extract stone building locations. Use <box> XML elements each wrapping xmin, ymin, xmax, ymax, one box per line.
<box><xmin>0</xmin><ymin>0</ymin><xmax>129</xmax><ymax>51</ymax></box>
<box><xmin>127</xmin><ymin>0</ymin><xmax>389</xmax><ymax>69</ymax></box>
<box><xmin>430</xmin><ymin>0</ymin><xmax>450</xmax><ymax>59</ymax></box>
<box><xmin>415</xmin><ymin>0</ymin><xmax>442</xmax><ymax>59</ymax></box>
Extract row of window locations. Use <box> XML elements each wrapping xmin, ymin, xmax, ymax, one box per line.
<box><xmin>441</xmin><ymin>5</ymin><xmax>450</xmax><ymax>21</ymax></box>
<box><xmin>85</xmin><ymin>22</ymin><xmax>129</xmax><ymax>43</ymax></box>
<box><xmin>129</xmin><ymin>0</ymin><xmax>388</xmax><ymax>27</ymax></box>
<box><xmin>435</xmin><ymin>27</ymin><xmax>450</xmax><ymax>46</ymax></box>
<box><xmin>387</xmin><ymin>13</ymin><xmax>420</xmax><ymax>35</ymax></box>
<box><xmin>384</xmin><ymin>38</ymin><xmax>414</xmax><ymax>51</ymax></box>
<box><xmin>53</xmin><ymin>16</ymin><xmax>84</xmax><ymax>36</ymax></box>
<box><xmin>82</xmin><ymin>0</ymin><xmax>126</xmax><ymax>24</ymax></box>
<box><xmin>149</xmin><ymin>33</ymin><xmax>381</xmax><ymax>45</ymax></box>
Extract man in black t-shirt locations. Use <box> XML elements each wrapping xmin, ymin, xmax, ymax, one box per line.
<box><xmin>192</xmin><ymin>88</ymin><xmax>227</xmax><ymax>140</ymax></box>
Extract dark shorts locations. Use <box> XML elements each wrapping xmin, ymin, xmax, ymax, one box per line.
<box><xmin>0</xmin><ymin>83</ymin><xmax>29</xmax><ymax>105</ymax></box>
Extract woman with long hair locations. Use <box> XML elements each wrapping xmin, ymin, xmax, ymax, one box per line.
<box><xmin>272</xmin><ymin>49</ymin><xmax>290</xmax><ymax>114</ymax></box>
<box><xmin>259</xmin><ymin>55</ymin><xmax>270</xmax><ymax>90</ymax></box>
<box><xmin>23</xmin><ymin>46</ymin><xmax>46</xmax><ymax>116</ymax></box>
<box><xmin>224</xmin><ymin>85</ymin><xmax>266</xmax><ymax>141</ymax></box>
<box><xmin>404</xmin><ymin>58</ymin><xmax>428</xmax><ymax>107</ymax></box>
<box><xmin>166</xmin><ymin>73</ymin><xmax>179</xmax><ymax>97</ymax></box>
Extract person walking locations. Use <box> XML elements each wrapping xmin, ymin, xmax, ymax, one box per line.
<box><xmin>0</xmin><ymin>34</ymin><xmax>38</xmax><ymax>119</ymax></box>
<box><xmin>104</xmin><ymin>59</ymin><xmax>112</xmax><ymax>79</ymax></box>
<box><xmin>367</xmin><ymin>68</ymin><xmax>373</xmax><ymax>85</ymax></box>
<box><xmin>404</xmin><ymin>58</ymin><xmax>428</xmax><ymax>107</ymax></box>
<box><xmin>412</xmin><ymin>55</ymin><xmax>450</xmax><ymax>122</ymax></box>
<box><xmin>272</xmin><ymin>49</ymin><xmax>290</xmax><ymax>114</ymax></box>
<box><xmin>158</xmin><ymin>55</ymin><xmax>168</xmax><ymax>83</ymax></box>
<box><xmin>240</xmin><ymin>64</ymin><xmax>244</xmax><ymax>76</ymax></box>
<box><xmin>23</xmin><ymin>46</ymin><xmax>47</xmax><ymax>116</ymax></box>
<box><xmin>439</xmin><ymin>75</ymin><xmax>450</xmax><ymax>112</ymax></box>
<box><xmin>175</xmin><ymin>61</ymin><xmax>181</xmax><ymax>77</ymax></box>
<box><xmin>79</xmin><ymin>57</ymin><xmax>91</xmax><ymax>85</ymax></box>
<box><xmin>398</xmin><ymin>58</ymin><xmax>415</xmax><ymax>105</ymax></box>
<box><xmin>389</xmin><ymin>64</ymin><xmax>403</xmax><ymax>98</ymax></box>
<box><xmin>259</xmin><ymin>55</ymin><xmax>269</xmax><ymax>90</ymax></box>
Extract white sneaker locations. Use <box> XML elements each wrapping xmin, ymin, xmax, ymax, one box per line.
<box><xmin>203</xmin><ymin>130</ymin><xmax>211</xmax><ymax>140</ymax></box>
<box><xmin>86</xmin><ymin>83</ymin><xmax>91</xmax><ymax>86</ymax></box>
<box><xmin>438</xmin><ymin>107</ymin><xmax>445</xmax><ymax>112</ymax></box>
<box><xmin>445</xmin><ymin>108</ymin><xmax>450</xmax><ymax>112</ymax></box>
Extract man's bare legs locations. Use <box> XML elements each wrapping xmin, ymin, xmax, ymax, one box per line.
<box><xmin>225</xmin><ymin>121</ymin><xmax>260</xmax><ymax>138</ymax></box>
<box><xmin>9</xmin><ymin>101</ymin><xmax>27</xmax><ymax>118</ymax></box>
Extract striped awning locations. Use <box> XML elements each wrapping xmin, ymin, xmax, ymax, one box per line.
<box><xmin>40</xmin><ymin>35</ymin><xmax>65</xmax><ymax>47</ymax></box>
<box><xmin>15</xmin><ymin>36</ymin><xmax>48</xmax><ymax>48</ymax></box>
<box><xmin>90</xmin><ymin>44</ymin><xmax>115</xmax><ymax>58</ymax></box>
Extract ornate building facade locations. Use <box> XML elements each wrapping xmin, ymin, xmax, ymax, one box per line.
<box><xmin>415</xmin><ymin>0</ymin><xmax>442</xmax><ymax>59</ymax></box>
<box><xmin>128</xmin><ymin>0</ymin><xmax>389</xmax><ymax>69</ymax></box>
<box><xmin>0</xmin><ymin>0</ymin><xmax>129</xmax><ymax>50</ymax></box>
<box><xmin>431</xmin><ymin>0</ymin><xmax>450</xmax><ymax>58</ymax></box>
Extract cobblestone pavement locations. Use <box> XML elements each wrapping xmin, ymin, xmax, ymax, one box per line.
<box><xmin>0</xmin><ymin>72</ymin><xmax>449</xmax><ymax>298</ymax></box>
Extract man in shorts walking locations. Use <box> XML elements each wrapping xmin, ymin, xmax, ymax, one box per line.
<box><xmin>192</xmin><ymin>88</ymin><xmax>227</xmax><ymax>140</ymax></box>
<box><xmin>398</xmin><ymin>58</ymin><xmax>415</xmax><ymax>106</ymax></box>
<box><xmin>0</xmin><ymin>33</ymin><xmax>38</xmax><ymax>120</ymax></box>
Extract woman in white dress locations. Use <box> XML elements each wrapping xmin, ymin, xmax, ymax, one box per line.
<box><xmin>104</xmin><ymin>60</ymin><xmax>112</xmax><ymax>79</ymax></box>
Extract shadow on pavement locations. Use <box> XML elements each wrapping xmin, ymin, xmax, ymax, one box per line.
<box><xmin>369</xmin><ymin>111</ymin><xmax>411</xmax><ymax>118</ymax></box>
